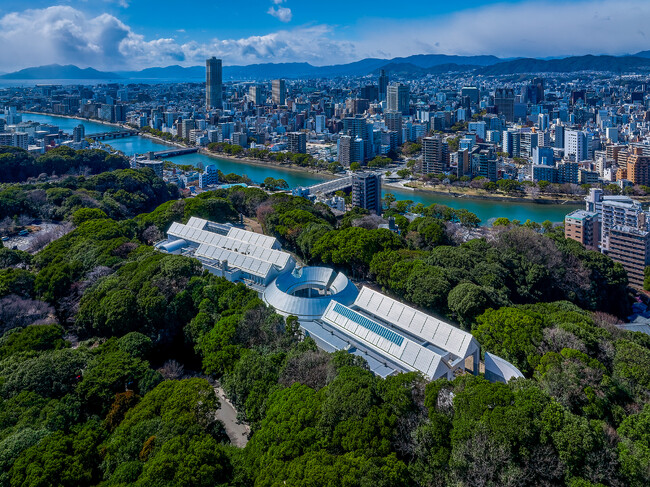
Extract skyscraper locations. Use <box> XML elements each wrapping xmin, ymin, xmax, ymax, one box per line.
<box><xmin>387</xmin><ymin>82</ymin><xmax>409</xmax><ymax>115</ymax></box>
<box><xmin>422</xmin><ymin>136</ymin><xmax>444</xmax><ymax>175</ymax></box>
<box><xmin>272</xmin><ymin>79</ymin><xmax>286</xmax><ymax>105</ymax></box>
<box><xmin>206</xmin><ymin>57</ymin><xmax>223</xmax><ymax>109</ymax></box>
<box><xmin>494</xmin><ymin>88</ymin><xmax>515</xmax><ymax>122</ymax></box>
<box><xmin>287</xmin><ymin>132</ymin><xmax>306</xmax><ymax>154</ymax></box>
<box><xmin>378</xmin><ymin>69</ymin><xmax>389</xmax><ymax>101</ymax></box>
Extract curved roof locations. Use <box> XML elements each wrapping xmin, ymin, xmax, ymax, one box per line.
<box><xmin>484</xmin><ymin>352</ymin><xmax>524</xmax><ymax>383</ymax></box>
<box><xmin>263</xmin><ymin>266</ymin><xmax>358</xmax><ymax>320</ymax></box>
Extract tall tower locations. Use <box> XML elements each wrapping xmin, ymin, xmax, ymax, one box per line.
<box><xmin>206</xmin><ymin>57</ymin><xmax>223</xmax><ymax>109</ymax></box>
<box><xmin>378</xmin><ymin>69</ymin><xmax>388</xmax><ymax>101</ymax></box>
<box><xmin>387</xmin><ymin>82</ymin><xmax>409</xmax><ymax>115</ymax></box>
<box><xmin>272</xmin><ymin>79</ymin><xmax>286</xmax><ymax>105</ymax></box>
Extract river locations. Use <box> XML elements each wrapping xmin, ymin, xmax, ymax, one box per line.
<box><xmin>20</xmin><ymin>113</ymin><xmax>581</xmax><ymax>223</ymax></box>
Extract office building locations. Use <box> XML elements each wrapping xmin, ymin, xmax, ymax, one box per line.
<box><xmin>532</xmin><ymin>146</ymin><xmax>554</xmax><ymax>166</ymax></box>
<box><xmin>288</xmin><ymin>132</ymin><xmax>307</xmax><ymax>154</ymax></box>
<box><xmin>494</xmin><ymin>88</ymin><xmax>515</xmax><ymax>122</ymax></box>
<box><xmin>461</xmin><ymin>86</ymin><xmax>479</xmax><ymax>105</ymax></box>
<box><xmin>387</xmin><ymin>82</ymin><xmax>410</xmax><ymax>115</ymax></box>
<box><xmin>352</xmin><ymin>172</ymin><xmax>381</xmax><ymax>214</ymax></box>
<box><xmin>272</xmin><ymin>79</ymin><xmax>286</xmax><ymax>105</ymax></box>
<box><xmin>422</xmin><ymin>136</ymin><xmax>445</xmax><ymax>175</ymax></box>
<box><xmin>206</xmin><ymin>57</ymin><xmax>223</xmax><ymax>109</ymax></box>
<box><xmin>249</xmin><ymin>85</ymin><xmax>264</xmax><ymax>105</ymax></box>
<box><xmin>472</xmin><ymin>151</ymin><xmax>497</xmax><ymax>181</ymax></box>
<box><xmin>315</xmin><ymin>115</ymin><xmax>326</xmax><ymax>134</ymax></box>
<box><xmin>565</xmin><ymin>130</ymin><xmax>586</xmax><ymax>162</ymax></box>
<box><xmin>384</xmin><ymin>111</ymin><xmax>403</xmax><ymax>145</ymax></box>
<box><xmin>378</xmin><ymin>69</ymin><xmax>388</xmax><ymax>101</ymax></box>
<box><xmin>502</xmin><ymin>129</ymin><xmax>520</xmax><ymax>157</ymax></box>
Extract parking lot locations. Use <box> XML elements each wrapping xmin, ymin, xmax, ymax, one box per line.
<box><xmin>2</xmin><ymin>223</ymin><xmax>64</xmax><ymax>252</ymax></box>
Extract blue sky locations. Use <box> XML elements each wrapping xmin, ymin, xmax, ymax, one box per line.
<box><xmin>0</xmin><ymin>1</ymin><xmax>649</xmax><ymax>71</ymax></box>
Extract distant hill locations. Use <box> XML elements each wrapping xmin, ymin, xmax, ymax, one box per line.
<box><xmin>476</xmin><ymin>55</ymin><xmax>650</xmax><ymax>75</ymax></box>
<box><xmin>370</xmin><ymin>62</ymin><xmax>478</xmax><ymax>77</ymax></box>
<box><xmin>118</xmin><ymin>65</ymin><xmax>205</xmax><ymax>79</ymax></box>
<box><xmin>0</xmin><ymin>64</ymin><xmax>121</xmax><ymax>80</ymax></box>
<box><xmin>6</xmin><ymin>53</ymin><xmax>650</xmax><ymax>82</ymax></box>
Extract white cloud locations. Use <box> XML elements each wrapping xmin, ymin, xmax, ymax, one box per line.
<box><xmin>354</xmin><ymin>0</ymin><xmax>650</xmax><ymax>59</ymax></box>
<box><xmin>267</xmin><ymin>6</ymin><xmax>292</xmax><ymax>23</ymax></box>
<box><xmin>272</xmin><ymin>0</ymin><xmax>285</xmax><ymax>4</ymax></box>
<box><xmin>0</xmin><ymin>6</ymin><xmax>353</xmax><ymax>70</ymax></box>
<box><xmin>2</xmin><ymin>1</ymin><xmax>650</xmax><ymax>72</ymax></box>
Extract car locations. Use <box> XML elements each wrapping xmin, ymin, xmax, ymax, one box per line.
<box><xmin>1</xmin><ymin>236</ymin><xmax>9</xmax><ymax>241</ymax></box>
<box><xmin>18</xmin><ymin>230</ymin><xmax>29</xmax><ymax>236</ymax></box>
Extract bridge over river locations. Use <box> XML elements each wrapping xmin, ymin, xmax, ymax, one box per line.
<box><xmin>87</xmin><ymin>130</ymin><xmax>139</xmax><ymax>140</ymax></box>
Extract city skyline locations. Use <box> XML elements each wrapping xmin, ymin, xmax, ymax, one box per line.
<box><xmin>2</xmin><ymin>1</ymin><xmax>650</xmax><ymax>71</ymax></box>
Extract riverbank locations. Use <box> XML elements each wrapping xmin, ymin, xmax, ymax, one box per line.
<box><xmin>22</xmin><ymin>111</ymin><xmax>128</xmax><ymax>131</ymax></box>
<box><xmin>197</xmin><ymin>148</ymin><xmax>339</xmax><ymax>179</ymax></box>
<box><xmin>395</xmin><ymin>181</ymin><xmax>585</xmax><ymax>205</ymax></box>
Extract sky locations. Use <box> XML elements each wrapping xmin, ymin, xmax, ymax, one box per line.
<box><xmin>1</xmin><ymin>0</ymin><xmax>650</xmax><ymax>71</ymax></box>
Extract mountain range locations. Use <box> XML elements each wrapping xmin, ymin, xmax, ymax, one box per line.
<box><xmin>3</xmin><ymin>52</ymin><xmax>650</xmax><ymax>81</ymax></box>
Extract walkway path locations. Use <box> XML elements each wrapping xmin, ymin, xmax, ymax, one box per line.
<box><xmin>213</xmin><ymin>384</ymin><xmax>250</xmax><ymax>448</ymax></box>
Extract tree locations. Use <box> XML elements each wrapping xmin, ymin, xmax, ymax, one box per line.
<box><xmin>644</xmin><ymin>266</ymin><xmax>650</xmax><ymax>291</ymax></box>
<box><xmin>350</xmin><ymin>162</ymin><xmax>361</xmax><ymax>172</ymax></box>
<box><xmin>71</xmin><ymin>208</ymin><xmax>108</xmax><ymax>226</ymax></box>
<box><xmin>473</xmin><ymin>307</ymin><xmax>545</xmax><ymax>374</ymax></box>
<box><xmin>447</xmin><ymin>282</ymin><xmax>493</xmax><ymax>328</ymax></box>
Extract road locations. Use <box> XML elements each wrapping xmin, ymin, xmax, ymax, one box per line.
<box><xmin>214</xmin><ymin>385</ymin><xmax>250</xmax><ymax>448</ymax></box>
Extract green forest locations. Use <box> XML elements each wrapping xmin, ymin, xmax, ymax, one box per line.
<box><xmin>1</xmin><ymin>146</ymin><xmax>650</xmax><ymax>487</ymax></box>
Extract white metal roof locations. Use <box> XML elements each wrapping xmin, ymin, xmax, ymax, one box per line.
<box><xmin>167</xmin><ymin>222</ymin><xmax>292</xmax><ymax>270</ymax></box>
<box><xmin>353</xmin><ymin>287</ymin><xmax>478</xmax><ymax>360</ymax></box>
<box><xmin>320</xmin><ymin>301</ymin><xmax>453</xmax><ymax>380</ymax></box>
<box><xmin>195</xmin><ymin>243</ymin><xmax>272</xmax><ymax>278</ymax></box>
<box><xmin>227</xmin><ymin>227</ymin><xmax>278</xmax><ymax>249</ymax></box>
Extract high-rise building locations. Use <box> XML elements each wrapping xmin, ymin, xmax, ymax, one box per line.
<box><xmin>607</xmin><ymin>226</ymin><xmax>650</xmax><ymax>289</ymax></box>
<box><xmin>564</xmin><ymin>210</ymin><xmax>600</xmax><ymax>251</ymax></box>
<box><xmin>352</xmin><ymin>172</ymin><xmax>381</xmax><ymax>214</ymax></box>
<box><xmin>494</xmin><ymin>88</ymin><xmax>515</xmax><ymax>122</ymax></box>
<box><xmin>199</xmin><ymin>164</ymin><xmax>219</xmax><ymax>188</ymax></box>
<box><xmin>249</xmin><ymin>85</ymin><xmax>263</xmax><ymax>105</ymax></box>
<box><xmin>288</xmin><ymin>132</ymin><xmax>306</xmax><ymax>154</ymax></box>
<box><xmin>315</xmin><ymin>115</ymin><xmax>326</xmax><ymax>134</ymax></box>
<box><xmin>422</xmin><ymin>136</ymin><xmax>444</xmax><ymax>175</ymax></box>
<box><xmin>384</xmin><ymin>111</ymin><xmax>403</xmax><ymax>145</ymax></box>
<box><xmin>338</xmin><ymin>135</ymin><xmax>364</xmax><ymax>166</ymax></box>
<box><xmin>272</xmin><ymin>79</ymin><xmax>286</xmax><ymax>105</ymax></box>
<box><xmin>461</xmin><ymin>86</ymin><xmax>479</xmax><ymax>105</ymax></box>
<box><xmin>569</xmin><ymin>189</ymin><xmax>650</xmax><ymax>289</ymax></box>
<box><xmin>378</xmin><ymin>69</ymin><xmax>388</xmax><ymax>101</ymax></box>
<box><xmin>625</xmin><ymin>147</ymin><xmax>650</xmax><ymax>186</ymax></box>
<box><xmin>206</xmin><ymin>57</ymin><xmax>223</xmax><ymax>109</ymax></box>
<box><xmin>502</xmin><ymin>129</ymin><xmax>520</xmax><ymax>157</ymax></box>
<box><xmin>564</xmin><ymin>130</ymin><xmax>586</xmax><ymax>162</ymax></box>
<box><xmin>387</xmin><ymin>82</ymin><xmax>409</xmax><ymax>115</ymax></box>
<box><xmin>73</xmin><ymin>124</ymin><xmax>85</xmax><ymax>143</ymax></box>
